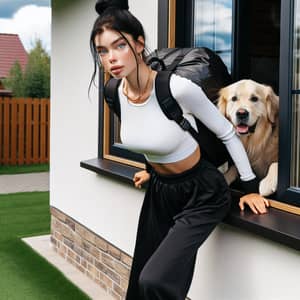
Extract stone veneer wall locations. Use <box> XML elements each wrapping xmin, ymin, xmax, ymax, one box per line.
<box><xmin>50</xmin><ymin>206</ymin><xmax>132</xmax><ymax>300</ymax></box>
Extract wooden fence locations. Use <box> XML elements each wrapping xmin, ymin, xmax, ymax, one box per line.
<box><xmin>0</xmin><ymin>97</ymin><xmax>50</xmax><ymax>165</ymax></box>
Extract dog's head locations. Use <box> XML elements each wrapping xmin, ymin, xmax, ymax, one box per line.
<box><xmin>217</xmin><ymin>79</ymin><xmax>279</xmax><ymax>135</ymax></box>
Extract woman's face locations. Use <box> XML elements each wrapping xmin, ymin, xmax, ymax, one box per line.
<box><xmin>94</xmin><ymin>29</ymin><xmax>143</xmax><ymax>79</ymax></box>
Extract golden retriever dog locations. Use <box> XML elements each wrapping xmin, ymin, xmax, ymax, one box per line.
<box><xmin>218</xmin><ymin>79</ymin><xmax>279</xmax><ymax>196</ymax></box>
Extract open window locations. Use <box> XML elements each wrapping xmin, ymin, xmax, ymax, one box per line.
<box><xmin>83</xmin><ymin>0</ymin><xmax>300</xmax><ymax>209</ymax></box>
<box><xmin>175</xmin><ymin>0</ymin><xmax>300</xmax><ymax>208</ymax></box>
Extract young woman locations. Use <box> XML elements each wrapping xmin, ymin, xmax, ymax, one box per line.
<box><xmin>90</xmin><ymin>1</ymin><xmax>269</xmax><ymax>299</ymax></box>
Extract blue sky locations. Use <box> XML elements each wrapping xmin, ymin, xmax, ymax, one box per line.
<box><xmin>0</xmin><ymin>0</ymin><xmax>50</xmax><ymax>18</ymax></box>
<box><xmin>194</xmin><ymin>0</ymin><xmax>232</xmax><ymax>68</ymax></box>
<box><xmin>0</xmin><ymin>0</ymin><xmax>51</xmax><ymax>53</ymax></box>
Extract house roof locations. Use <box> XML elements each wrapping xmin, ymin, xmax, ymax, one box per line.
<box><xmin>0</xmin><ymin>33</ymin><xmax>28</xmax><ymax>78</ymax></box>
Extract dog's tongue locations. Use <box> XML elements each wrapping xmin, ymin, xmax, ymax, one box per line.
<box><xmin>237</xmin><ymin>124</ymin><xmax>249</xmax><ymax>134</ymax></box>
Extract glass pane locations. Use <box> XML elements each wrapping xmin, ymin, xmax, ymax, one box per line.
<box><xmin>193</xmin><ymin>0</ymin><xmax>233</xmax><ymax>71</ymax></box>
<box><xmin>293</xmin><ymin>0</ymin><xmax>300</xmax><ymax>90</ymax></box>
<box><xmin>291</xmin><ymin>95</ymin><xmax>300</xmax><ymax>188</ymax></box>
<box><xmin>291</xmin><ymin>0</ymin><xmax>300</xmax><ymax>188</ymax></box>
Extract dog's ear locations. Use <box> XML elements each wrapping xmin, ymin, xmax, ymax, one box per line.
<box><xmin>217</xmin><ymin>87</ymin><xmax>227</xmax><ymax>116</ymax></box>
<box><xmin>265</xmin><ymin>86</ymin><xmax>279</xmax><ymax>123</ymax></box>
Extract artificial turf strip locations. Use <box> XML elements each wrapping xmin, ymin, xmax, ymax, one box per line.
<box><xmin>0</xmin><ymin>192</ymin><xmax>90</xmax><ymax>300</ymax></box>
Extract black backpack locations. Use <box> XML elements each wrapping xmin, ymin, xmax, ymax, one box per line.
<box><xmin>104</xmin><ymin>47</ymin><xmax>233</xmax><ymax>167</ymax></box>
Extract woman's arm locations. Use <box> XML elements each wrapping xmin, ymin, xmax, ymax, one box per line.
<box><xmin>170</xmin><ymin>75</ymin><xmax>255</xmax><ymax>182</ymax></box>
<box><xmin>170</xmin><ymin>75</ymin><xmax>269</xmax><ymax>213</ymax></box>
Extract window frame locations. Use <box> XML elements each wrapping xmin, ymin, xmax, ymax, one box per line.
<box><xmin>99</xmin><ymin>71</ymin><xmax>145</xmax><ymax>169</ymax></box>
<box><xmin>278</xmin><ymin>0</ymin><xmax>300</xmax><ymax>205</ymax></box>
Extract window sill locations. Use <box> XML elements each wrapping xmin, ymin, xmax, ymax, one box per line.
<box><xmin>81</xmin><ymin>158</ymin><xmax>300</xmax><ymax>251</ymax></box>
<box><xmin>80</xmin><ymin>158</ymin><xmax>141</xmax><ymax>184</ymax></box>
<box><xmin>226</xmin><ymin>190</ymin><xmax>300</xmax><ymax>250</ymax></box>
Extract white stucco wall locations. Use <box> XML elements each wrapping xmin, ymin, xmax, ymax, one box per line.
<box><xmin>51</xmin><ymin>1</ymin><xmax>300</xmax><ymax>300</ymax></box>
<box><xmin>50</xmin><ymin>0</ymin><xmax>158</xmax><ymax>255</ymax></box>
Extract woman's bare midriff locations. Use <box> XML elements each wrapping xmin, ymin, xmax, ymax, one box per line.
<box><xmin>148</xmin><ymin>145</ymin><xmax>201</xmax><ymax>175</ymax></box>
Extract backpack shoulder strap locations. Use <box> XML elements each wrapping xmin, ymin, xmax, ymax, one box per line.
<box><xmin>104</xmin><ymin>78</ymin><xmax>122</xmax><ymax>120</ymax></box>
<box><xmin>155</xmin><ymin>71</ymin><xmax>201</xmax><ymax>144</ymax></box>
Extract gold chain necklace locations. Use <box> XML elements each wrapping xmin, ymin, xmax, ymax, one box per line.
<box><xmin>123</xmin><ymin>69</ymin><xmax>152</xmax><ymax>104</ymax></box>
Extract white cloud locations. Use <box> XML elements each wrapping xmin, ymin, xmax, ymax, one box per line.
<box><xmin>196</xmin><ymin>34</ymin><xmax>231</xmax><ymax>50</ymax></box>
<box><xmin>0</xmin><ymin>4</ymin><xmax>51</xmax><ymax>53</ymax></box>
<box><xmin>194</xmin><ymin>1</ymin><xmax>232</xmax><ymax>35</ymax></box>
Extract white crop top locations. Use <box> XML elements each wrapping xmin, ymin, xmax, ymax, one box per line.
<box><xmin>118</xmin><ymin>74</ymin><xmax>256</xmax><ymax>181</ymax></box>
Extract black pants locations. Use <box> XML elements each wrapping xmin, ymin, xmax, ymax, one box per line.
<box><xmin>125</xmin><ymin>158</ymin><xmax>231</xmax><ymax>300</ymax></box>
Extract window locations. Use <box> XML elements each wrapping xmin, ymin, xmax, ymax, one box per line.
<box><xmin>101</xmin><ymin>72</ymin><xmax>145</xmax><ymax>168</ymax></box>
<box><xmin>291</xmin><ymin>0</ymin><xmax>300</xmax><ymax>189</ymax></box>
<box><xmin>233</xmin><ymin>0</ymin><xmax>281</xmax><ymax>91</ymax></box>
<box><xmin>277</xmin><ymin>0</ymin><xmax>300</xmax><ymax>205</ymax></box>
<box><xmin>190</xmin><ymin>0</ymin><xmax>300</xmax><ymax>206</ymax></box>
<box><xmin>193</xmin><ymin>0</ymin><xmax>233</xmax><ymax>71</ymax></box>
<box><xmin>93</xmin><ymin>0</ymin><xmax>300</xmax><ymax>207</ymax></box>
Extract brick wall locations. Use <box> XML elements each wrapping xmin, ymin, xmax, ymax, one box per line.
<box><xmin>50</xmin><ymin>207</ymin><xmax>192</xmax><ymax>300</ymax></box>
<box><xmin>50</xmin><ymin>207</ymin><xmax>132</xmax><ymax>300</ymax></box>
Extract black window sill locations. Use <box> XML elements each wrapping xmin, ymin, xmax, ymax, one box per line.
<box><xmin>81</xmin><ymin>158</ymin><xmax>300</xmax><ymax>251</ymax></box>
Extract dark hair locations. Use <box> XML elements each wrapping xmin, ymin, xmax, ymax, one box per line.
<box><xmin>89</xmin><ymin>0</ymin><xmax>148</xmax><ymax>95</ymax></box>
<box><xmin>95</xmin><ymin>0</ymin><xmax>129</xmax><ymax>14</ymax></box>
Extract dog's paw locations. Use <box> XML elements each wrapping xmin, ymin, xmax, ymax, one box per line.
<box><xmin>259</xmin><ymin>162</ymin><xmax>278</xmax><ymax>196</ymax></box>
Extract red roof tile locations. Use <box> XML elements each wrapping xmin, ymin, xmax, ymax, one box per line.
<box><xmin>0</xmin><ymin>33</ymin><xmax>28</xmax><ymax>78</ymax></box>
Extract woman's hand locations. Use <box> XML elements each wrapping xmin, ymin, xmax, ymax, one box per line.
<box><xmin>239</xmin><ymin>193</ymin><xmax>270</xmax><ymax>214</ymax></box>
<box><xmin>133</xmin><ymin>170</ymin><xmax>150</xmax><ymax>189</ymax></box>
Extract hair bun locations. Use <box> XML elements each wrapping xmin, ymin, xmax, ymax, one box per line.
<box><xmin>95</xmin><ymin>0</ymin><xmax>129</xmax><ymax>15</ymax></box>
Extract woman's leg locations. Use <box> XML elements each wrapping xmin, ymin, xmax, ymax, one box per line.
<box><xmin>125</xmin><ymin>176</ymin><xmax>177</xmax><ymax>300</ymax></box>
<box><xmin>138</xmin><ymin>160</ymin><xmax>231</xmax><ymax>300</ymax></box>
<box><xmin>138</xmin><ymin>200</ymin><xmax>230</xmax><ymax>300</ymax></box>
<box><xmin>126</xmin><ymin>159</ymin><xmax>231</xmax><ymax>300</ymax></box>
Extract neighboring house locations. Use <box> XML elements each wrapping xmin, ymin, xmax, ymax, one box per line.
<box><xmin>0</xmin><ymin>33</ymin><xmax>28</xmax><ymax>95</ymax></box>
<box><xmin>51</xmin><ymin>1</ymin><xmax>300</xmax><ymax>300</ymax></box>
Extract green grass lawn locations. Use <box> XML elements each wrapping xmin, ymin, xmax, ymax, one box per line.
<box><xmin>0</xmin><ymin>192</ymin><xmax>90</xmax><ymax>300</ymax></box>
<box><xmin>0</xmin><ymin>164</ymin><xmax>49</xmax><ymax>175</ymax></box>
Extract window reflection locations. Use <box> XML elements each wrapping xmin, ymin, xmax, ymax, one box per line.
<box><xmin>291</xmin><ymin>0</ymin><xmax>300</xmax><ymax>188</ymax></box>
<box><xmin>293</xmin><ymin>0</ymin><xmax>300</xmax><ymax>91</ymax></box>
<box><xmin>194</xmin><ymin>0</ymin><xmax>232</xmax><ymax>70</ymax></box>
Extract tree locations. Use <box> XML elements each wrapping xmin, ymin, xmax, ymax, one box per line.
<box><xmin>3</xmin><ymin>39</ymin><xmax>50</xmax><ymax>98</ymax></box>
<box><xmin>2</xmin><ymin>61</ymin><xmax>25</xmax><ymax>97</ymax></box>
<box><xmin>23</xmin><ymin>39</ymin><xmax>50</xmax><ymax>98</ymax></box>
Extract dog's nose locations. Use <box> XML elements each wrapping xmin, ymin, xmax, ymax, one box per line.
<box><xmin>236</xmin><ymin>109</ymin><xmax>249</xmax><ymax>120</ymax></box>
